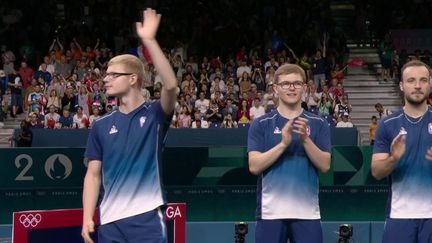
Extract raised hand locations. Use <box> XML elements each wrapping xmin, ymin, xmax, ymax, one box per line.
<box><xmin>292</xmin><ymin>117</ymin><xmax>309</xmax><ymax>141</ymax></box>
<box><xmin>390</xmin><ymin>134</ymin><xmax>406</xmax><ymax>162</ymax></box>
<box><xmin>281</xmin><ymin>119</ymin><xmax>294</xmax><ymax>147</ymax></box>
<box><xmin>136</xmin><ymin>8</ymin><xmax>161</xmax><ymax>41</ymax></box>
<box><xmin>425</xmin><ymin>147</ymin><xmax>432</xmax><ymax>160</ymax></box>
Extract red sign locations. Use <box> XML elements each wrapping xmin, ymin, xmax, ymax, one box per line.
<box><xmin>13</xmin><ymin>203</ymin><xmax>186</xmax><ymax>243</ymax></box>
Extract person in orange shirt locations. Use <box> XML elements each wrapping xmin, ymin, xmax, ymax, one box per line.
<box><xmin>369</xmin><ymin>115</ymin><xmax>378</xmax><ymax>145</ymax></box>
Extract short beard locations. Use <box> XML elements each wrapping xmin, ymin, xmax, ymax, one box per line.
<box><xmin>405</xmin><ymin>94</ymin><xmax>428</xmax><ymax>106</ymax></box>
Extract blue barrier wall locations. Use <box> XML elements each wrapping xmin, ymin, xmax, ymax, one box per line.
<box><xmin>24</xmin><ymin>127</ymin><xmax>359</xmax><ymax>147</ymax></box>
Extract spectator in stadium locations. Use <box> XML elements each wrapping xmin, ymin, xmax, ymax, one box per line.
<box><xmin>46</xmin><ymin>89</ymin><xmax>61</xmax><ymax>111</ymax></box>
<box><xmin>44</xmin><ymin>104</ymin><xmax>60</xmax><ymax>129</ymax></box>
<box><xmin>28</xmin><ymin>112</ymin><xmax>43</xmax><ymax>128</ymax></box>
<box><xmin>17</xmin><ymin>61</ymin><xmax>33</xmax><ymax>91</ymax></box>
<box><xmin>251</xmin><ymin>65</ymin><xmax>265</xmax><ymax>91</ymax></box>
<box><xmin>328</xmin><ymin>78</ymin><xmax>344</xmax><ymax>99</ymax></box>
<box><xmin>249</xmin><ymin>97</ymin><xmax>265</xmax><ymax>121</ymax></box>
<box><xmin>248</xmin><ymin>63</ymin><xmax>331</xmax><ymax>243</ymax></box>
<box><xmin>330</xmin><ymin>64</ymin><xmax>346</xmax><ymax>84</ymax></box>
<box><xmin>369</xmin><ymin>115</ymin><xmax>378</xmax><ymax>145</ymax></box>
<box><xmin>54</xmin><ymin>55</ymin><xmax>72</xmax><ymax>77</ymax></box>
<box><xmin>27</xmin><ymin>85</ymin><xmax>46</xmax><ymax>114</ymax></box>
<box><xmin>61</xmin><ymin>86</ymin><xmax>76</xmax><ymax>113</ymax></box>
<box><xmin>336</xmin><ymin>112</ymin><xmax>354</xmax><ymax>127</ymax></box>
<box><xmin>48</xmin><ymin>37</ymin><xmax>64</xmax><ymax>61</ymax></box>
<box><xmin>35</xmin><ymin>62</ymin><xmax>53</xmax><ymax>85</ymax></box>
<box><xmin>177</xmin><ymin>105</ymin><xmax>192</xmax><ymax>128</ymax></box>
<box><xmin>77</xmin><ymin>86</ymin><xmax>91</xmax><ymax>117</ymax></box>
<box><xmin>221</xmin><ymin>98</ymin><xmax>237</xmax><ymax>119</ymax></box>
<box><xmin>248</xmin><ymin>83</ymin><xmax>259</xmax><ymax>100</ymax></box>
<box><xmin>220</xmin><ymin>113</ymin><xmax>238</xmax><ymax>128</ymax></box>
<box><xmin>237</xmin><ymin>99</ymin><xmax>251</xmax><ymax>124</ymax></box>
<box><xmin>73</xmin><ymin>106</ymin><xmax>89</xmax><ymax>129</ymax></box>
<box><xmin>311</xmin><ymin>48</ymin><xmax>327</xmax><ymax>88</ymax></box>
<box><xmin>205</xmin><ymin>100</ymin><xmax>223</xmax><ymax>125</ymax></box>
<box><xmin>379</xmin><ymin>32</ymin><xmax>394</xmax><ymax>81</ymax></box>
<box><xmin>236</xmin><ymin>59</ymin><xmax>252</xmax><ymax>79</ymax></box>
<box><xmin>239</xmin><ymin>71</ymin><xmax>252</xmax><ymax>95</ymax></box>
<box><xmin>374</xmin><ymin>102</ymin><xmax>392</xmax><ymax>119</ymax></box>
<box><xmin>195</xmin><ymin>91</ymin><xmax>210</xmax><ymax>114</ymax></box>
<box><xmin>304</xmin><ymin>82</ymin><xmax>321</xmax><ymax>114</ymax></box>
<box><xmin>372</xmin><ymin>60</ymin><xmax>432</xmax><ymax>243</ymax></box>
<box><xmin>58</xmin><ymin>109</ymin><xmax>73</xmax><ymax>128</ymax></box>
<box><xmin>334</xmin><ymin>94</ymin><xmax>352</xmax><ymax>121</ymax></box>
<box><xmin>82</xmin><ymin>9</ymin><xmax>178</xmax><ymax>243</ymax></box>
<box><xmin>15</xmin><ymin>119</ymin><xmax>32</xmax><ymax>147</ymax></box>
<box><xmin>8</xmin><ymin>76</ymin><xmax>23</xmax><ymax>118</ymax></box>
<box><xmin>88</xmin><ymin>106</ymin><xmax>101</xmax><ymax>127</ymax></box>
<box><xmin>318</xmin><ymin>92</ymin><xmax>333</xmax><ymax>117</ymax></box>
<box><xmin>191</xmin><ymin>111</ymin><xmax>209</xmax><ymax>128</ymax></box>
<box><xmin>263</xmin><ymin>83</ymin><xmax>277</xmax><ymax>112</ymax></box>
<box><xmin>265</xmin><ymin>65</ymin><xmax>276</xmax><ymax>86</ymax></box>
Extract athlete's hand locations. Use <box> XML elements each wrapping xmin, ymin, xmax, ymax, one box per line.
<box><xmin>280</xmin><ymin>119</ymin><xmax>294</xmax><ymax>147</ymax></box>
<box><xmin>292</xmin><ymin>117</ymin><xmax>309</xmax><ymax>142</ymax></box>
<box><xmin>136</xmin><ymin>8</ymin><xmax>161</xmax><ymax>41</ymax></box>
<box><xmin>425</xmin><ymin>147</ymin><xmax>432</xmax><ymax>160</ymax></box>
<box><xmin>390</xmin><ymin>133</ymin><xmax>406</xmax><ymax>162</ymax></box>
<box><xmin>81</xmin><ymin>219</ymin><xmax>95</xmax><ymax>243</ymax></box>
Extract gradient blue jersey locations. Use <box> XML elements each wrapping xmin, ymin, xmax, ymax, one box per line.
<box><xmin>248</xmin><ymin>110</ymin><xmax>331</xmax><ymax>220</ymax></box>
<box><xmin>85</xmin><ymin>101</ymin><xmax>170</xmax><ymax>224</ymax></box>
<box><xmin>374</xmin><ymin>107</ymin><xmax>432</xmax><ymax>218</ymax></box>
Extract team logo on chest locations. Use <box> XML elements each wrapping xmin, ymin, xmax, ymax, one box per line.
<box><xmin>306</xmin><ymin>126</ymin><xmax>311</xmax><ymax>136</ymax></box>
<box><xmin>139</xmin><ymin>116</ymin><xmax>147</xmax><ymax>127</ymax></box>
<box><xmin>428</xmin><ymin>123</ymin><xmax>432</xmax><ymax>135</ymax></box>
<box><xmin>109</xmin><ymin>125</ymin><xmax>118</xmax><ymax>134</ymax></box>
<box><xmin>274</xmin><ymin>126</ymin><xmax>282</xmax><ymax>134</ymax></box>
<box><xmin>399</xmin><ymin>127</ymin><xmax>407</xmax><ymax>135</ymax></box>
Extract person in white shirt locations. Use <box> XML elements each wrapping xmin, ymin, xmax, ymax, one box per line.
<box><xmin>336</xmin><ymin>112</ymin><xmax>354</xmax><ymax>127</ymax></box>
<box><xmin>195</xmin><ymin>91</ymin><xmax>210</xmax><ymax>114</ymax></box>
<box><xmin>236</xmin><ymin>59</ymin><xmax>251</xmax><ymax>78</ymax></box>
<box><xmin>249</xmin><ymin>97</ymin><xmax>266</xmax><ymax>120</ymax></box>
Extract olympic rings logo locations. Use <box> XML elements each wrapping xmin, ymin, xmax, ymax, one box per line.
<box><xmin>19</xmin><ymin>214</ymin><xmax>42</xmax><ymax>228</ymax></box>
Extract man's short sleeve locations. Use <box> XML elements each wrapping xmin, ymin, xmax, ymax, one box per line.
<box><xmin>247</xmin><ymin>119</ymin><xmax>265</xmax><ymax>152</ymax></box>
<box><xmin>373</xmin><ymin>120</ymin><xmax>391</xmax><ymax>154</ymax></box>
<box><xmin>85</xmin><ymin>122</ymin><xmax>103</xmax><ymax>161</ymax></box>
<box><xmin>314</xmin><ymin>120</ymin><xmax>331</xmax><ymax>153</ymax></box>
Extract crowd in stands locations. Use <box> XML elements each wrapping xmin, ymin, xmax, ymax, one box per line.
<box><xmin>1</xmin><ymin>30</ymin><xmax>356</xmax><ymax>132</ymax></box>
<box><xmin>1</xmin><ymin>0</ymin><xmax>431</xmax><ymax>139</ymax></box>
<box><xmin>0</xmin><ymin>0</ymin><xmax>357</xmax><ymax>133</ymax></box>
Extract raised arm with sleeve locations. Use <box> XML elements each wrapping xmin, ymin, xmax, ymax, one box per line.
<box><xmin>136</xmin><ymin>9</ymin><xmax>177</xmax><ymax>115</ymax></box>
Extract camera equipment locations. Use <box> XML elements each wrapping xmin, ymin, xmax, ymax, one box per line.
<box><xmin>337</xmin><ymin>224</ymin><xmax>353</xmax><ymax>243</ymax></box>
<box><xmin>234</xmin><ymin>222</ymin><xmax>248</xmax><ymax>243</ymax></box>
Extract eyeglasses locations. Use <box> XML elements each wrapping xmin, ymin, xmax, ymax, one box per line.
<box><xmin>104</xmin><ymin>72</ymin><xmax>134</xmax><ymax>80</ymax></box>
<box><xmin>276</xmin><ymin>81</ymin><xmax>304</xmax><ymax>90</ymax></box>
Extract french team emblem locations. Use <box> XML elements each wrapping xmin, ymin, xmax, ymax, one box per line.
<box><xmin>274</xmin><ymin>127</ymin><xmax>282</xmax><ymax>134</ymax></box>
<box><xmin>428</xmin><ymin>123</ymin><xmax>432</xmax><ymax>134</ymax></box>
<box><xmin>306</xmin><ymin>126</ymin><xmax>311</xmax><ymax>136</ymax></box>
<box><xmin>399</xmin><ymin>127</ymin><xmax>407</xmax><ymax>135</ymax></box>
<box><xmin>140</xmin><ymin>116</ymin><xmax>147</xmax><ymax>127</ymax></box>
<box><xmin>109</xmin><ymin>125</ymin><xmax>118</xmax><ymax>134</ymax></box>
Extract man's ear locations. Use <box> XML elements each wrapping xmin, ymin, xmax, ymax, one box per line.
<box><xmin>129</xmin><ymin>74</ymin><xmax>138</xmax><ymax>86</ymax></box>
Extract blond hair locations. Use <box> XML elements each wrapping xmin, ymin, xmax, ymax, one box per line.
<box><xmin>108</xmin><ymin>54</ymin><xmax>146</xmax><ymax>87</ymax></box>
<box><xmin>274</xmin><ymin>64</ymin><xmax>306</xmax><ymax>84</ymax></box>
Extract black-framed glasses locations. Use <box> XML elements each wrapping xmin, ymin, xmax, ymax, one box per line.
<box><xmin>104</xmin><ymin>72</ymin><xmax>134</xmax><ymax>80</ymax></box>
<box><xmin>276</xmin><ymin>81</ymin><xmax>304</xmax><ymax>90</ymax></box>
